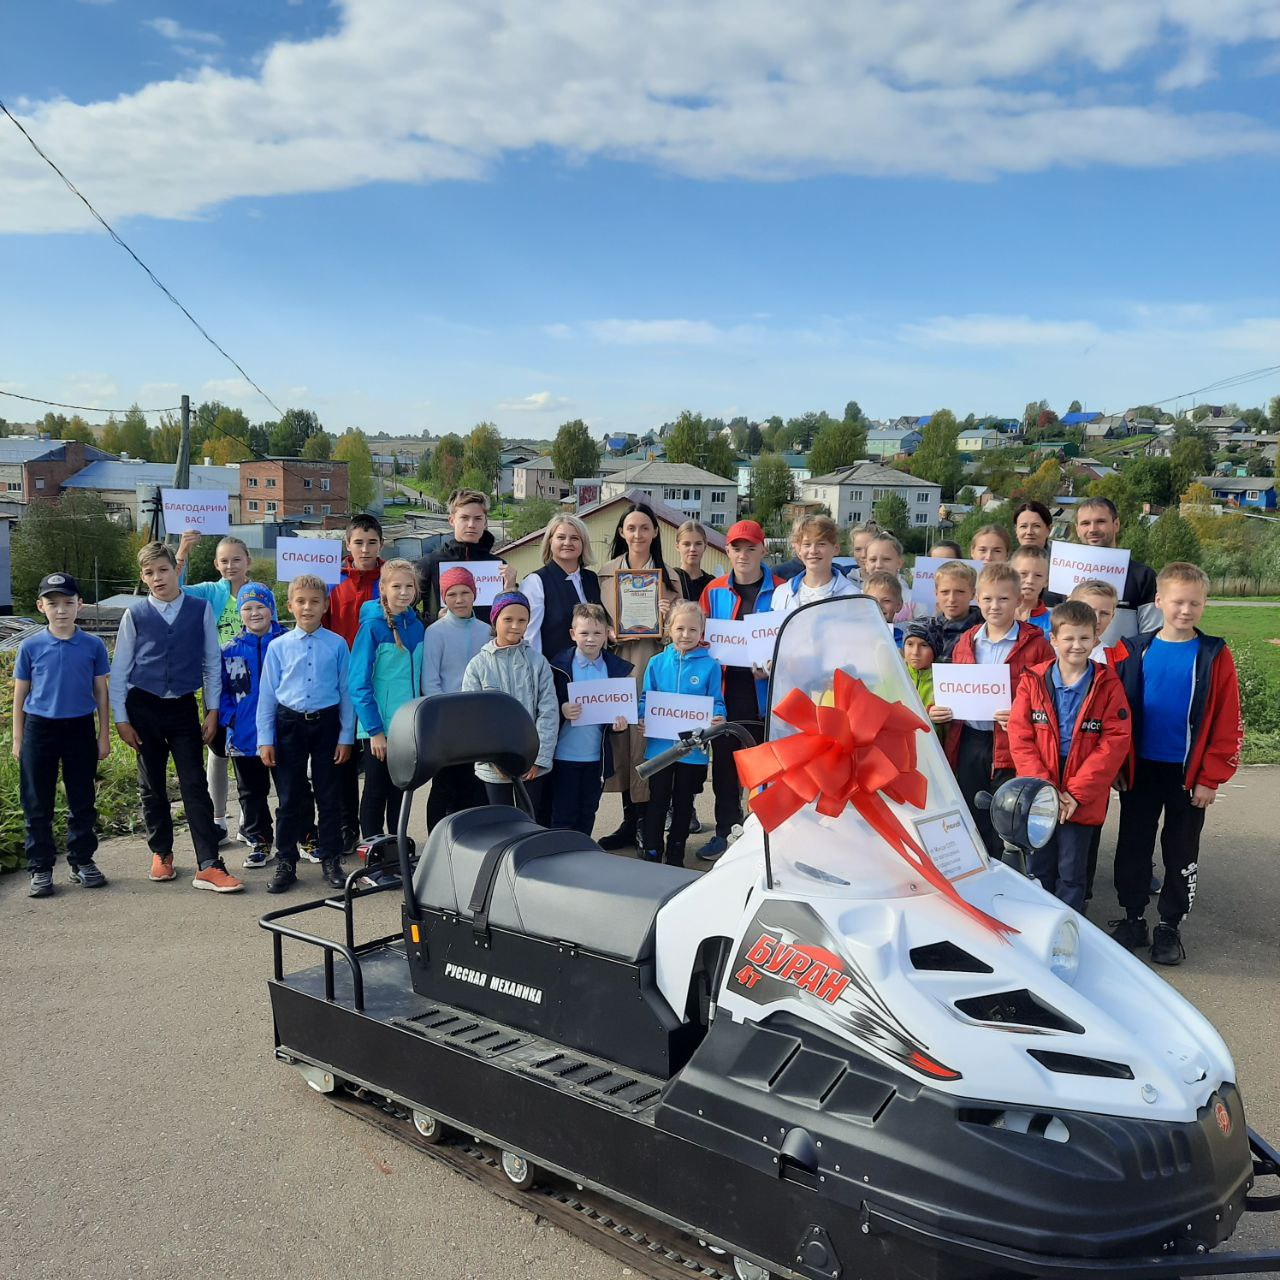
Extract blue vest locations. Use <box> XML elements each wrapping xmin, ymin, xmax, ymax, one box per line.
<box><xmin>532</xmin><ymin>563</ymin><xmax>601</xmax><ymax>659</ymax></box>
<box><xmin>129</xmin><ymin>594</ymin><xmax>207</xmax><ymax>697</ymax></box>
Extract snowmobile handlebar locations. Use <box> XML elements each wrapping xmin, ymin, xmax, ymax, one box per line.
<box><xmin>634</xmin><ymin>721</ymin><xmax>759</xmax><ymax>781</ymax></box>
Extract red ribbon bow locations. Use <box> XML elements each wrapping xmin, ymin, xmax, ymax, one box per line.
<box><xmin>735</xmin><ymin>670</ymin><xmax>1014</xmax><ymax>939</ymax></box>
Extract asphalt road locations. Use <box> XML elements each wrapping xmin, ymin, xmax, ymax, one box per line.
<box><xmin>2</xmin><ymin>774</ymin><xmax>1278</xmax><ymax>1280</ymax></box>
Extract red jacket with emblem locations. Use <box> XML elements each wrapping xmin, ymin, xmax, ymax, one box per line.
<box><xmin>1007</xmin><ymin>659</ymin><xmax>1132</xmax><ymax>826</ymax></box>
<box><xmin>323</xmin><ymin>557</ymin><xmax>384</xmax><ymax>648</ymax></box>
<box><xmin>942</xmin><ymin>621</ymin><xmax>1054</xmax><ymax>774</ymax></box>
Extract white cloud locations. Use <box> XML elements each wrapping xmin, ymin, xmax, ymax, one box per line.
<box><xmin>587</xmin><ymin>319</ymin><xmax>733</xmax><ymax>346</ymax></box>
<box><xmin>496</xmin><ymin>390</ymin><xmax>574</xmax><ymax>412</ymax></box>
<box><xmin>900</xmin><ymin>314</ymin><xmax>1103</xmax><ymax>348</ymax></box>
<box><xmin>143</xmin><ymin>17</ymin><xmax>224</xmax><ymax>46</ymax></box>
<box><xmin>4</xmin><ymin>0</ymin><xmax>1280</xmax><ymax>234</ymax></box>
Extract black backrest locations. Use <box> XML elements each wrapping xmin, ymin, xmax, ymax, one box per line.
<box><xmin>387</xmin><ymin>692</ymin><xmax>540</xmax><ymax>791</ymax></box>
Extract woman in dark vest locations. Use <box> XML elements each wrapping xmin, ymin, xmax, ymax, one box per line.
<box><xmin>521</xmin><ymin>513</ymin><xmax>601</xmax><ymax>657</ymax></box>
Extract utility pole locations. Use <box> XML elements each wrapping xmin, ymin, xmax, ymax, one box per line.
<box><xmin>167</xmin><ymin>393</ymin><xmax>191</xmax><ymax>547</ymax></box>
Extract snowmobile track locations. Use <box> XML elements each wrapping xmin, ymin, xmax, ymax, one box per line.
<box><xmin>329</xmin><ymin>1089</ymin><xmax>737</xmax><ymax>1280</ymax></box>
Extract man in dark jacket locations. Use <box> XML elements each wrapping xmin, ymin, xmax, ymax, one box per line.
<box><xmin>1043</xmin><ymin>497</ymin><xmax>1160</xmax><ymax>643</ymax></box>
<box><xmin>414</xmin><ymin>488</ymin><xmax>513</xmax><ymax>625</ymax></box>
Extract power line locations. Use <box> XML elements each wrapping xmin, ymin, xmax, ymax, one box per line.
<box><xmin>0</xmin><ymin>388</ymin><xmax>181</xmax><ymax>415</ymax></box>
<box><xmin>0</xmin><ymin>97</ymin><xmax>286</xmax><ymax>421</ymax></box>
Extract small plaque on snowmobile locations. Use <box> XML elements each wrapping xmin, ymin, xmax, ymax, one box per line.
<box><xmin>914</xmin><ymin>809</ymin><xmax>986</xmax><ymax>881</ymax></box>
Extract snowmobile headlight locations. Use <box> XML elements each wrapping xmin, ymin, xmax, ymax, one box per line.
<box><xmin>1050</xmin><ymin>917</ymin><xmax>1080</xmax><ymax>985</ymax></box>
<box><xmin>982</xmin><ymin>778</ymin><xmax>1059</xmax><ymax>852</ymax></box>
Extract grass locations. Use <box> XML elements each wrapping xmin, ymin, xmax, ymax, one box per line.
<box><xmin>1202</xmin><ymin>605</ymin><xmax>1280</xmax><ymax>765</ymax></box>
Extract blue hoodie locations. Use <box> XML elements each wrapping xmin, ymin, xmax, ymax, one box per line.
<box><xmin>219</xmin><ymin>583</ymin><xmax>286</xmax><ymax>756</ymax></box>
<box><xmin>638</xmin><ymin>644</ymin><xmax>726</xmax><ymax>764</ymax></box>
<box><xmin>349</xmin><ymin>597</ymin><xmax>426</xmax><ymax>739</ymax></box>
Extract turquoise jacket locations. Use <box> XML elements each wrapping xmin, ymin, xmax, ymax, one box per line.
<box><xmin>182</xmin><ymin>576</ymin><xmax>244</xmax><ymax>645</ymax></box>
<box><xmin>349</xmin><ymin>598</ymin><xmax>426</xmax><ymax>739</ymax></box>
<box><xmin>638</xmin><ymin>644</ymin><xmax>726</xmax><ymax>764</ymax></box>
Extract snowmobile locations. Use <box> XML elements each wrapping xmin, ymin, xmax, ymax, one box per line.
<box><xmin>262</xmin><ymin>595</ymin><xmax>1280</xmax><ymax>1280</ymax></box>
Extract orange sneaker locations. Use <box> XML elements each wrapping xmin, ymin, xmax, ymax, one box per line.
<box><xmin>192</xmin><ymin>861</ymin><xmax>244</xmax><ymax>894</ymax></box>
<box><xmin>149</xmin><ymin>853</ymin><xmax>177</xmax><ymax>881</ymax></box>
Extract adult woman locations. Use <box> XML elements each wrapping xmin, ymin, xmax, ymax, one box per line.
<box><xmin>1013</xmin><ymin>501</ymin><xmax>1053</xmax><ymax>550</ymax></box>
<box><xmin>673</xmin><ymin>519</ymin><xmax>714</xmax><ymax>602</ymax></box>
<box><xmin>521</xmin><ymin>513</ymin><xmax>600</xmax><ymax>656</ymax></box>
<box><xmin>597</xmin><ymin>503</ymin><xmax>676</xmax><ymax>849</ymax></box>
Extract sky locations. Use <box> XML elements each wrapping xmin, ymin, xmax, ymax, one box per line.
<box><xmin>2</xmin><ymin>0</ymin><xmax>1280</xmax><ymax>441</ymax></box>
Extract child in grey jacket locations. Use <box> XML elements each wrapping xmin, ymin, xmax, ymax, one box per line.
<box><xmin>461</xmin><ymin>591</ymin><xmax>558</xmax><ymax>813</ymax></box>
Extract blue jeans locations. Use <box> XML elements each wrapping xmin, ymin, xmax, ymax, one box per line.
<box><xmin>1031</xmin><ymin>821</ymin><xmax>1094</xmax><ymax>913</ymax></box>
<box><xmin>21</xmin><ymin>713</ymin><xmax>99</xmax><ymax>871</ymax></box>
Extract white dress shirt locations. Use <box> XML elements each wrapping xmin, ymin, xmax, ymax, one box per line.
<box><xmin>522</xmin><ymin>566</ymin><xmax>586</xmax><ymax>654</ymax></box>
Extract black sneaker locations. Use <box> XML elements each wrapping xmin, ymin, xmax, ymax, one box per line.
<box><xmin>1108</xmin><ymin>917</ymin><xmax>1149</xmax><ymax>950</ymax></box>
<box><xmin>213</xmin><ymin>822</ymin><xmax>230</xmax><ymax>846</ymax></box>
<box><xmin>321</xmin><ymin>857</ymin><xmax>346</xmax><ymax>889</ymax></box>
<box><xmin>598</xmin><ymin>822</ymin><xmax>635</xmax><ymax>851</ymax></box>
<box><xmin>69</xmin><ymin>860</ymin><xmax>108</xmax><ymax>888</ymax></box>
<box><xmin>266</xmin><ymin>862</ymin><xmax>298</xmax><ymax>894</ymax></box>
<box><xmin>29</xmin><ymin>869</ymin><xmax>54</xmax><ymax>898</ymax></box>
<box><xmin>1150</xmin><ymin>923</ymin><xmax>1186</xmax><ymax>966</ymax></box>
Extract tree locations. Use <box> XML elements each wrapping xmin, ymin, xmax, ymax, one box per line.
<box><xmin>463</xmin><ymin>422</ymin><xmax>502</xmax><ymax>493</ymax></box>
<box><xmin>743</xmin><ymin>423</ymin><xmax>763</xmax><ymax>453</ymax></box>
<box><xmin>415</xmin><ymin>450</ymin><xmax>432</xmax><ymax>482</ymax></box>
<box><xmin>1170</xmin><ymin>434</ymin><xmax>1213</xmax><ymax>499</ymax></box>
<box><xmin>664</xmin><ymin>410</ymin><xmax>711</xmax><ymax>466</ymax></box>
<box><xmin>1146</xmin><ymin>510</ymin><xmax>1202</xmax><ymax>571</ymax></box>
<box><xmin>1269</xmin><ymin>396</ymin><xmax>1280</xmax><ymax>431</ymax></box>
<box><xmin>551</xmin><ymin>419</ymin><xmax>598</xmax><ymax>483</ymax></box>
<box><xmin>1037</xmin><ymin>408</ymin><xmax>1059</xmax><ymax>430</ymax></box>
<box><xmin>334</xmin><ymin>428</ymin><xmax>374</xmax><ymax>512</ymax></box>
<box><xmin>704</xmin><ymin>432</ymin><xmax>737</xmax><ymax>480</ymax></box>
<box><xmin>1240</xmin><ymin>407</ymin><xmax>1268</xmax><ymax>433</ymax></box>
<box><xmin>843</xmin><ymin>400</ymin><xmax>865</xmax><ymax>427</ymax></box>
<box><xmin>115</xmin><ymin>405</ymin><xmax>153</xmax><ymax>460</ymax></box>
<box><xmin>872</xmin><ymin>492</ymin><xmax>909</xmax><ymax>538</ymax></box>
<box><xmin>11</xmin><ymin>491</ymin><xmax>133</xmax><ymax>607</ymax></box>
<box><xmin>1067</xmin><ymin>400</ymin><xmax>1083</xmax><ymax>414</ymax></box>
<box><xmin>808</xmin><ymin>419</ymin><xmax>868</xmax><ymax>476</ymax></box>
<box><xmin>457</xmin><ymin>466</ymin><xmax>490</xmax><ymax>496</ymax></box>
<box><xmin>99</xmin><ymin>414</ymin><xmax>123</xmax><ymax>455</ymax></box>
<box><xmin>509</xmin><ymin>497</ymin><xmax>558</xmax><ymax>540</ymax></box>
<box><xmin>778</xmin><ymin>410</ymin><xmax>834</xmax><ymax>453</ymax></box>
<box><xmin>1246</xmin><ymin>452</ymin><xmax>1274</xmax><ymax>477</ymax></box>
<box><xmin>61</xmin><ymin>415</ymin><xmax>95</xmax><ymax>446</ymax></box>
<box><xmin>301</xmin><ymin>431</ymin><xmax>333</xmax><ymax>461</ymax></box>
<box><xmin>1016</xmin><ymin>459</ymin><xmax>1061</xmax><ymax>507</ymax></box>
<box><xmin>749</xmin><ymin>453</ymin><xmax>793</xmax><ymax>525</ymax></box>
<box><xmin>268</xmin><ymin>419</ymin><xmax>302</xmax><ymax>456</ymax></box>
<box><xmin>909</xmin><ymin>409</ymin><xmax>963</xmax><ymax>497</ymax></box>
<box><xmin>1121</xmin><ymin>456</ymin><xmax>1173</xmax><ymax>507</ymax></box>
<box><xmin>1023</xmin><ymin>399</ymin><xmax>1049</xmax><ymax>430</ymax></box>
<box><xmin>431</xmin><ymin>433</ymin><xmax>465</xmax><ymax>501</ymax></box>
<box><xmin>279</xmin><ymin>407</ymin><xmax>324</xmax><ymax>446</ymax></box>
<box><xmin>207</xmin><ymin>433</ymin><xmax>253</xmax><ymax>465</ymax></box>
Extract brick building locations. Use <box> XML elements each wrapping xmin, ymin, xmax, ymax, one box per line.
<box><xmin>238</xmin><ymin>457</ymin><xmax>349</xmax><ymax>526</ymax></box>
<box><xmin>0</xmin><ymin>438</ymin><xmax>114</xmax><ymax>505</ymax></box>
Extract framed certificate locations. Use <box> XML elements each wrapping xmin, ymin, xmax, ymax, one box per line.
<box><xmin>615</xmin><ymin>568</ymin><xmax>663</xmax><ymax>639</ymax></box>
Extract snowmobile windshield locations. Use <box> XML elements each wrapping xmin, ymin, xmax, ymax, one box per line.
<box><xmin>761</xmin><ymin>595</ymin><xmax>990</xmax><ymax>897</ymax></box>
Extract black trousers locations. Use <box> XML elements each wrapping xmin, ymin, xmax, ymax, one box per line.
<box><xmin>20</xmin><ymin>713</ymin><xmax>99</xmax><ymax>871</ymax></box>
<box><xmin>1115</xmin><ymin>758</ymin><xmax>1206</xmax><ymax>923</ymax></box>
<box><xmin>125</xmin><ymin>689</ymin><xmax>221</xmax><ymax>869</ymax></box>
<box><xmin>426</xmin><ymin>762</ymin><xmax>485</xmax><ymax>829</ymax></box>
<box><xmin>644</xmin><ymin>762</ymin><xmax>707</xmax><ymax>864</ymax></box>
<box><xmin>710</xmin><ymin>702</ymin><xmax>763</xmax><ymax>837</ymax></box>
<box><xmin>550</xmin><ymin>760</ymin><xmax>604</xmax><ymax>836</ymax></box>
<box><xmin>953</xmin><ymin>725</ymin><xmax>1013</xmax><ymax>860</ymax></box>
<box><xmin>483</xmin><ymin>774</ymin><xmax>548</xmax><ymax>815</ymax></box>
<box><xmin>274</xmin><ymin>705</ymin><xmax>343</xmax><ymax>864</ymax></box>
<box><xmin>359</xmin><ymin>748</ymin><xmax>402</xmax><ymax>838</ymax></box>
<box><xmin>1030</xmin><ymin>821</ymin><xmax>1094</xmax><ymax>913</ymax></box>
<box><xmin>338</xmin><ymin>743</ymin><xmax>362</xmax><ymax>844</ymax></box>
<box><xmin>231</xmin><ymin>755</ymin><xmax>274</xmax><ymax>847</ymax></box>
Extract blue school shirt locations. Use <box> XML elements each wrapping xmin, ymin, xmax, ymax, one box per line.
<box><xmin>1140</xmin><ymin>636</ymin><xmax>1198</xmax><ymax>763</ymax></box>
<box><xmin>968</xmin><ymin>625</ymin><xmax>1016</xmax><ymax>732</ymax></box>
<box><xmin>256</xmin><ymin>625</ymin><xmax>355</xmax><ymax>747</ymax></box>
<box><xmin>1049</xmin><ymin>662</ymin><xmax>1093</xmax><ymax>759</ymax></box>
<box><xmin>555</xmin><ymin>652</ymin><xmax>608</xmax><ymax>763</ymax></box>
<box><xmin>15</xmin><ymin>628</ymin><xmax>110</xmax><ymax>718</ymax></box>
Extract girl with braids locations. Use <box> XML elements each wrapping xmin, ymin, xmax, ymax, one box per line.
<box><xmin>349</xmin><ymin>559</ymin><xmax>425</xmax><ymax>842</ymax></box>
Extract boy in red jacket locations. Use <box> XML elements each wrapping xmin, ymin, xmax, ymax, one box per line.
<box><xmin>941</xmin><ymin>562</ymin><xmax>1053</xmax><ymax>858</ymax></box>
<box><xmin>1110</xmin><ymin>563</ymin><xmax>1242</xmax><ymax>966</ymax></box>
<box><xmin>1008</xmin><ymin>600</ymin><xmax>1132</xmax><ymax>912</ymax></box>
<box><xmin>321</xmin><ymin>513</ymin><xmax>385</xmax><ymax>852</ymax></box>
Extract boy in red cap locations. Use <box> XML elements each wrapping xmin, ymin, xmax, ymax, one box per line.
<box><xmin>697</xmin><ymin>520</ymin><xmax>777</xmax><ymax>859</ymax></box>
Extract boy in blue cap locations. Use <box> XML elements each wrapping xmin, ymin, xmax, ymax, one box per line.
<box><xmin>13</xmin><ymin>572</ymin><xmax>112</xmax><ymax>897</ymax></box>
<box><xmin>219</xmin><ymin>583</ymin><xmax>287</xmax><ymax>868</ymax></box>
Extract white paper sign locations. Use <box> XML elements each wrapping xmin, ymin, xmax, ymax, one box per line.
<box><xmin>914</xmin><ymin>810</ymin><xmax>987</xmax><ymax>881</ymax></box>
<box><xmin>1047</xmin><ymin>541</ymin><xmax>1130</xmax><ymax>597</ymax></box>
<box><xmin>746</xmin><ymin>611</ymin><xmax>787</xmax><ymax>667</ymax></box>
<box><xmin>162</xmin><ymin>489</ymin><xmax>229</xmax><ymax>534</ymax></box>
<box><xmin>441</xmin><ymin>560</ymin><xmax>505</xmax><ymax>607</ymax></box>
<box><xmin>643</xmin><ymin>692</ymin><xmax>714</xmax><ymax>738</ymax></box>
<box><xmin>704</xmin><ymin>617</ymin><xmax>755</xmax><ymax>667</ymax></box>
<box><xmin>566</xmin><ymin>677</ymin><xmax>637</xmax><ymax>726</ymax></box>
<box><xmin>931</xmin><ymin>663</ymin><xmax>1012</xmax><ymax>720</ymax></box>
<box><xmin>275</xmin><ymin>537</ymin><xmax>343</xmax><ymax>585</ymax></box>
<box><xmin>911</xmin><ymin>557</ymin><xmax>983</xmax><ymax>610</ymax></box>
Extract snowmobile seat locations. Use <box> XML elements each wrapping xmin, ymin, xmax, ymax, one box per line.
<box><xmin>413</xmin><ymin>806</ymin><xmax>697</xmax><ymax>963</ymax></box>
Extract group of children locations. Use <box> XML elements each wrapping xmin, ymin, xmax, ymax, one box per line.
<box><xmin>15</xmin><ymin>496</ymin><xmax>1242</xmax><ymax>968</ymax></box>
